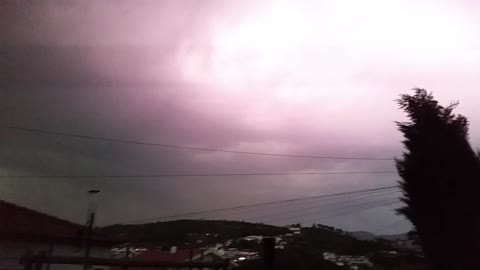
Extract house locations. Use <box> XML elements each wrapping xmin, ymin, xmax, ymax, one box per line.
<box><xmin>0</xmin><ymin>199</ymin><xmax>117</xmax><ymax>270</ymax></box>
<box><xmin>242</xmin><ymin>236</ymin><xmax>263</xmax><ymax>243</ymax></box>
<box><xmin>113</xmin><ymin>247</ymin><xmax>237</xmax><ymax>270</ymax></box>
<box><xmin>287</xmin><ymin>227</ymin><xmax>301</xmax><ymax>235</ymax></box>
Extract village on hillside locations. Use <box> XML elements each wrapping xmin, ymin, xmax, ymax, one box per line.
<box><xmin>0</xmin><ymin>199</ymin><xmax>423</xmax><ymax>270</ymax></box>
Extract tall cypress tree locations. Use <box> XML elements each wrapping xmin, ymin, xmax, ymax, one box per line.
<box><xmin>396</xmin><ymin>89</ymin><xmax>480</xmax><ymax>269</ymax></box>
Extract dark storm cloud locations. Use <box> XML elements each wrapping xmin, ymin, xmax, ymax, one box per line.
<box><xmin>1</xmin><ymin>0</ymin><xmax>406</xmax><ymax>232</ymax></box>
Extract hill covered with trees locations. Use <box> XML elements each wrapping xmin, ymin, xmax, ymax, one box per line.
<box><xmin>99</xmin><ymin>219</ymin><xmax>289</xmax><ymax>247</ymax></box>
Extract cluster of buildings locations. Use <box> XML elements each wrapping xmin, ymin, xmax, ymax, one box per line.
<box><xmin>323</xmin><ymin>252</ymin><xmax>373</xmax><ymax>269</ymax></box>
<box><xmin>110</xmin><ymin>230</ymin><xmax>298</xmax><ymax>267</ymax></box>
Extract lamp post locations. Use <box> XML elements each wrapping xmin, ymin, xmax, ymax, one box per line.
<box><xmin>84</xmin><ymin>190</ymin><xmax>100</xmax><ymax>270</ymax></box>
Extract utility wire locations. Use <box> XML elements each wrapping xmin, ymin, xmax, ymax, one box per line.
<box><xmin>260</xmin><ymin>197</ymin><xmax>400</xmax><ymax>224</ymax></box>
<box><xmin>240</xmin><ymin>190</ymin><xmax>400</xmax><ymax>222</ymax></box>
<box><xmin>166</xmin><ymin>188</ymin><xmax>400</xmax><ymax>221</ymax></box>
<box><xmin>123</xmin><ymin>188</ymin><xmax>399</xmax><ymax>224</ymax></box>
<box><xmin>295</xmin><ymin>199</ymin><xmax>401</xmax><ymax>225</ymax></box>
<box><xmin>0</xmin><ymin>171</ymin><xmax>397</xmax><ymax>178</ymax></box>
<box><xmin>0</xmin><ymin>125</ymin><xmax>395</xmax><ymax>161</ymax></box>
<box><xmin>102</xmin><ymin>185</ymin><xmax>398</xmax><ymax>226</ymax></box>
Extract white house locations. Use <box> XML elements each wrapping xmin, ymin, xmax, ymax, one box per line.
<box><xmin>0</xmin><ymin>199</ymin><xmax>117</xmax><ymax>270</ymax></box>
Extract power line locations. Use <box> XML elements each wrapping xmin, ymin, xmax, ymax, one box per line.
<box><xmin>168</xmin><ymin>189</ymin><xmax>400</xmax><ymax>221</ymax></box>
<box><xmin>241</xmin><ymin>190</ymin><xmax>400</xmax><ymax>222</ymax></box>
<box><xmin>114</xmin><ymin>186</ymin><xmax>399</xmax><ymax>225</ymax></box>
<box><xmin>102</xmin><ymin>185</ymin><xmax>398</xmax><ymax>226</ymax></box>
<box><xmin>0</xmin><ymin>171</ymin><xmax>397</xmax><ymax>178</ymax></box>
<box><xmin>270</xmin><ymin>198</ymin><xmax>400</xmax><ymax>224</ymax></box>
<box><xmin>296</xmin><ymin>199</ymin><xmax>401</xmax><ymax>225</ymax></box>
<box><xmin>123</xmin><ymin>188</ymin><xmax>399</xmax><ymax>224</ymax></box>
<box><xmin>0</xmin><ymin>125</ymin><xmax>396</xmax><ymax>161</ymax></box>
<box><xmin>257</xmin><ymin>196</ymin><xmax>400</xmax><ymax>224</ymax></box>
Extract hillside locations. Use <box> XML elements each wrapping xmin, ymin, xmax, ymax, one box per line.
<box><xmin>99</xmin><ymin>219</ymin><xmax>406</xmax><ymax>253</ymax></box>
<box><xmin>349</xmin><ymin>231</ymin><xmax>377</xmax><ymax>241</ymax></box>
<box><xmin>377</xmin><ymin>233</ymin><xmax>408</xmax><ymax>241</ymax></box>
<box><xmin>349</xmin><ymin>232</ymin><xmax>409</xmax><ymax>242</ymax></box>
<box><xmin>99</xmin><ymin>220</ymin><xmax>424</xmax><ymax>269</ymax></box>
<box><xmin>99</xmin><ymin>219</ymin><xmax>289</xmax><ymax>247</ymax></box>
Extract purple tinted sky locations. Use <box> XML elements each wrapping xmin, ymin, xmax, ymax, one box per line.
<box><xmin>2</xmin><ymin>0</ymin><xmax>480</xmax><ymax>234</ymax></box>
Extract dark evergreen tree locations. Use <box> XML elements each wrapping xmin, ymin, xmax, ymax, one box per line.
<box><xmin>396</xmin><ymin>89</ymin><xmax>480</xmax><ymax>269</ymax></box>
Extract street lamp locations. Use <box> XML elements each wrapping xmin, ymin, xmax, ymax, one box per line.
<box><xmin>84</xmin><ymin>190</ymin><xmax>100</xmax><ymax>270</ymax></box>
<box><xmin>87</xmin><ymin>190</ymin><xmax>100</xmax><ymax>223</ymax></box>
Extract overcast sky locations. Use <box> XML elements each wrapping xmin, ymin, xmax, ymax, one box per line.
<box><xmin>2</xmin><ymin>0</ymin><xmax>480</xmax><ymax>234</ymax></box>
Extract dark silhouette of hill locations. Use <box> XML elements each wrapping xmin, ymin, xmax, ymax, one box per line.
<box><xmin>349</xmin><ymin>231</ymin><xmax>409</xmax><ymax>242</ymax></box>
<box><xmin>376</xmin><ymin>233</ymin><xmax>408</xmax><ymax>241</ymax></box>
<box><xmin>302</xmin><ymin>226</ymin><xmax>392</xmax><ymax>256</ymax></box>
<box><xmin>101</xmin><ymin>220</ymin><xmax>387</xmax><ymax>252</ymax></box>
<box><xmin>99</xmin><ymin>219</ymin><xmax>289</xmax><ymax>247</ymax></box>
<box><xmin>349</xmin><ymin>231</ymin><xmax>376</xmax><ymax>241</ymax></box>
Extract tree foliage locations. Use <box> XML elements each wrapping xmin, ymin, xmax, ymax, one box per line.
<box><xmin>395</xmin><ymin>89</ymin><xmax>480</xmax><ymax>269</ymax></box>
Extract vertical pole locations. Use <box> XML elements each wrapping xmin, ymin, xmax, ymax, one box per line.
<box><xmin>83</xmin><ymin>212</ymin><xmax>95</xmax><ymax>270</ymax></box>
<box><xmin>46</xmin><ymin>242</ymin><xmax>54</xmax><ymax>270</ymax></box>
<box><xmin>122</xmin><ymin>246</ymin><xmax>130</xmax><ymax>270</ymax></box>
<box><xmin>126</xmin><ymin>246</ymin><xmax>130</xmax><ymax>259</ymax></box>
<box><xmin>34</xmin><ymin>260</ymin><xmax>43</xmax><ymax>270</ymax></box>
<box><xmin>200</xmin><ymin>249</ymin><xmax>204</xmax><ymax>270</ymax></box>
<box><xmin>262</xmin><ymin>238</ymin><xmax>275</xmax><ymax>270</ymax></box>
<box><xmin>84</xmin><ymin>189</ymin><xmax>100</xmax><ymax>270</ymax></box>
<box><xmin>22</xmin><ymin>249</ymin><xmax>33</xmax><ymax>270</ymax></box>
<box><xmin>35</xmin><ymin>252</ymin><xmax>46</xmax><ymax>270</ymax></box>
<box><xmin>189</xmin><ymin>248</ymin><xmax>193</xmax><ymax>270</ymax></box>
<box><xmin>24</xmin><ymin>259</ymin><xmax>32</xmax><ymax>270</ymax></box>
